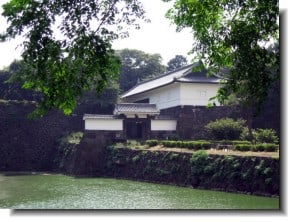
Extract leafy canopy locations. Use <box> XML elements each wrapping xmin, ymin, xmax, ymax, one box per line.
<box><xmin>116</xmin><ymin>49</ymin><xmax>165</xmax><ymax>93</ymax></box>
<box><xmin>166</xmin><ymin>54</ymin><xmax>188</xmax><ymax>71</ymax></box>
<box><xmin>1</xmin><ymin>0</ymin><xmax>146</xmax><ymax>117</ymax></box>
<box><xmin>164</xmin><ymin>0</ymin><xmax>279</xmax><ymax>114</ymax></box>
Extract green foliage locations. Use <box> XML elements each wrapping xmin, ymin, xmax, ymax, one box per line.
<box><xmin>234</xmin><ymin>143</ymin><xmax>278</xmax><ymax>152</ymax></box>
<box><xmin>255</xmin><ymin>128</ymin><xmax>279</xmax><ymax>144</ymax></box>
<box><xmin>79</xmin><ymin>83</ymin><xmax>119</xmax><ymax>109</ymax></box>
<box><xmin>166</xmin><ymin>55</ymin><xmax>188</xmax><ymax>71</ymax></box>
<box><xmin>215</xmin><ymin>140</ymin><xmax>251</xmax><ymax>145</ymax></box>
<box><xmin>59</xmin><ymin>132</ymin><xmax>83</xmax><ymax>146</ymax></box>
<box><xmin>156</xmin><ymin>168</ymin><xmax>171</xmax><ymax>177</ymax></box>
<box><xmin>240</xmin><ymin>127</ymin><xmax>255</xmax><ymax>141</ymax></box>
<box><xmin>205</xmin><ymin>118</ymin><xmax>246</xmax><ymax>140</ymax></box>
<box><xmin>1</xmin><ymin>0</ymin><xmax>147</xmax><ymax>117</ymax></box>
<box><xmin>145</xmin><ymin>140</ymin><xmax>159</xmax><ymax>147</ymax></box>
<box><xmin>169</xmin><ymin>153</ymin><xmax>179</xmax><ymax>160</ymax></box>
<box><xmin>190</xmin><ymin>150</ymin><xmax>208</xmax><ymax>175</ymax></box>
<box><xmin>55</xmin><ymin>131</ymin><xmax>83</xmax><ymax>170</ymax></box>
<box><xmin>190</xmin><ymin>150</ymin><xmax>208</xmax><ymax>162</ymax></box>
<box><xmin>252</xmin><ymin>144</ymin><xmax>278</xmax><ymax>152</ymax></box>
<box><xmin>161</xmin><ymin>140</ymin><xmax>212</xmax><ymax>150</ymax></box>
<box><xmin>125</xmin><ymin>140</ymin><xmax>147</xmax><ymax>149</ymax></box>
<box><xmin>240</xmin><ymin>128</ymin><xmax>279</xmax><ymax>144</ymax></box>
<box><xmin>132</xmin><ymin>155</ymin><xmax>141</xmax><ymax>163</ymax></box>
<box><xmin>234</xmin><ymin>144</ymin><xmax>252</xmax><ymax>152</ymax></box>
<box><xmin>161</xmin><ymin>140</ymin><xmax>175</xmax><ymax>148</ymax></box>
<box><xmin>116</xmin><ymin>49</ymin><xmax>165</xmax><ymax>93</ymax></box>
<box><xmin>164</xmin><ymin>0</ymin><xmax>279</xmax><ymax>114</ymax></box>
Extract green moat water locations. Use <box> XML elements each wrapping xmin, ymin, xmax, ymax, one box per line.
<box><xmin>0</xmin><ymin>173</ymin><xmax>279</xmax><ymax>209</ymax></box>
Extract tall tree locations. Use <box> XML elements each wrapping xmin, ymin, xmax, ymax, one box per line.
<box><xmin>167</xmin><ymin>55</ymin><xmax>188</xmax><ymax>71</ymax></box>
<box><xmin>116</xmin><ymin>49</ymin><xmax>165</xmax><ymax>93</ymax></box>
<box><xmin>0</xmin><ymin>0</ymin><xmax>147</xmax><ymax>117</ymax></box>
<box><xmin>164</xmin><ymin>0</ymin><xmax>279</xmax><ymax>115</ymax></box>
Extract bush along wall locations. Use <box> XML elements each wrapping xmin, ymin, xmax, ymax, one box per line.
<box><xmin>104</xmin><ymin>147</ymin><xmax>279</xmax><ymax>197</ymax></box>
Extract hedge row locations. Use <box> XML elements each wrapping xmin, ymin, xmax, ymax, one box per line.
<box><xmin>163</xmin><ymin>140</ymin><xmax>211</xmax><ymax>150</ymax></box>
<box><xmin>146</xmin><ymin>140</ymin><xmax>211</xmax><ymax>150</ymax></box>
<box><xmin>145</xmin><ymin>140</ymin><xmax>279</xmax><ymax>152</ymax></box>
<box><xmin>234</xmin><ymin>144</ymin><xmax>279</xmax><ymax>152</ymax></box>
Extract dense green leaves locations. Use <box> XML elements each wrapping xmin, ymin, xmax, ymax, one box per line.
<box><xmin>166</xmin><ymin>55</ymin><xmax>188</xmax><ymax>71</ymax></box>
<box><xmin>1</xmin><ymin>0</ymin><xmax>146</xmax><ymax>117</ymax></box>
<box><xmin>116</xmin><ymin>49</ymin><xmax>165</xmax><ymax>93</ymax></box>
<box><xmin>205</xmin><ymin>118</ymin><xmax>246</xmax><ymax>140</ymax></box>
<box><xmin>164</xmin><ymin>0</ymin><xmax>279</xmax><ymax>114</ymax></box>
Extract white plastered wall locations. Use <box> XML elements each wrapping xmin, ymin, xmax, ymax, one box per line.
<box><xmin>122</xmin><ymin>83</ymin><xmax>181</xmax><ymax>110</ymax></box>
<box><xmin>179</xmin><ymin>83</ymin><xmax>220</xmax><ymax>106</ymax></box>
<box><xmin>85</xmin><ymin>119</ymin><xmax>123</xmax><ymax>131</ymax></box>
<box><xmin>151</xmin><ymin>120</ymin><xmax>177</xmax><ymax>131</ymax></box>
<box><xmin>122</xmin><ymin>82</ymin><xmax>221</xmax><ymax>109</ymax></box>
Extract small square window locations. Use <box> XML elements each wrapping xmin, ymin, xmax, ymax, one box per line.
<box><xmin>200</xmin><ymin>91</ymin><xmax>206</xmax><ymax>97</ymax></box>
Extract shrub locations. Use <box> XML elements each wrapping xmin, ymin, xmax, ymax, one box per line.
<box><xmin>253</xmin><ymin>144</ymin><xmax>278</xmax><ymax>152</ymax></box>
<box><xmin>190</xmin><ymin>150</ymin><xmax>208</xmax><ymax>162</ymax></box>
<box><xmin>146</xmin><ymin>140</ymin><xmax>159</xmax><ymax>147</ymax></box>
<box><xmin>205</xmin><ymin>118</ymin><xmax>246</xmax><ymax>140</ymax></box>
<box><xmin>252</xmin><ymin>144</ymin><xmax>266</xmax><ymax>152</ymax></box>
<box><xmin>161</xmin><ymin>140</ymin><xmax>176</xmax><ymax>148</ymax></box>
<box><xmin>161</xmin><ymin>140</ymin><xmax>212</xmax><ymax>150</ymax></box>
<box><xmin>183</xmin><ymin>141</ymin><xmax>192</xmax><ymax>149</ymax></box>
<box><xmin>187</xmin><ymin>141</ymin><xmax>211</xmax><ymax>150</ymax></box>
<box><xmin>230</xmin><ymin>140</ymin><xmax>251</xmax><ymax>145</ymax></box>
<box><xmin>234</xmin><ymin>144</ymin><xmax>252</xmax><ymax>151</ymax></box>
<box><xmin>264</xmin><ymin>144</ymin><xmax>279</xmax><ymax>152</ymax></box>
<box><xmin>240</xmin><ymin>128</ymin><xmax>279</xmax><ymax>144</ymax></box>
<box><xmin>240</xmin><ymin>128</ymin><xmax>256</xmax><ymax>141</ymax></box>
<box><xmin>199</xmin><ymin>141</ymin><xmax>211</xmax><ymax>150</ymax></box>
<box><xmin>233</xmin><ymin>143</ymin><xmax>280</xmax><ymax>152</ymax></box>
<box><xmin>132</xmin><ymin>155</ymin><xmax>140</xmax><ymax>163</ymax></box>
<box><xmin>255</xmin><ymin>128</ymin><xmax>279</xmax><ymax>144</ymax></box>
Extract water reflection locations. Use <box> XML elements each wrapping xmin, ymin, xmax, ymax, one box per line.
<box><xmin>0</xmin><ymin>173</ymin><xmax>279</xmax><ymax>209</ymax></box>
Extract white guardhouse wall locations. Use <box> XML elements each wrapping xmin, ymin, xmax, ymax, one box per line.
<box><xmin>149</xmin><ymin>83</ymin><xmax>181</xmax><ymax>110</ymax></box>
<box><xmin>122</xmin><ymin>83</ymin><xmax>181</xmax><ymax>110</ymax></box>
<box><xmin>179</xmin><ymin>83</ymin><xmax>220</xmax><ymax>106</ymax></box>
<box><xmin>151</xmin><ymin>119</ymin><xmax>177</xmax><ymax>131</ymax></box>
<box><xmin>85</xmin><ymin>118</ymin><xmax>123</xmax><ymax>131</ymax></box>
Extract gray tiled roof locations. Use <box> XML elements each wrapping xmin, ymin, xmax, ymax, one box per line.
<box><xmin>121</xmin><ymin>62</ymin><xmax>221</xmax><ymax>99</ymax></box>
<box><xmin>114</xmin><ymin>103</ymin><xmax>160</xmax><ymax>115</ymax></box>
<box><xmin>176</xmin><ymin>69</ymin><xmax>220</xmax><ymax>83</ymax></box>
<box><xmin>83</xmin><ymin>114</ymin><xmax>117</xmax><ymax>120</ymax></box>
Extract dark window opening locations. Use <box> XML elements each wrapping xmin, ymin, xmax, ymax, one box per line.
<box><xmin>135</xmin><ymin>98</ymin><xmax>149</xmax><ymax>103</ymax></box>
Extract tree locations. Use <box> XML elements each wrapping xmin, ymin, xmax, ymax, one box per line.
<box><xmin>164</xmin><ymin>0</ymin><xmax>279</xmax><ymax>115</ymax></box>
<box><xmin>1</xmin><ymin>0</ymin><xmax>147</xmax><ymax>117</ymax></box>
<box><xmin>116</xmin><ymin>49</ymin><xmax>165</xmax><ymax>93</ymax></box>
<box><xmin>0</xmin><ymin>60</ymin><xmax>43</xmax><ymax>101</ymax></box>
<box><xmin>166</xmin><ymin>55</ymin><xmax>188</xmax><ymax>71</ymax></box>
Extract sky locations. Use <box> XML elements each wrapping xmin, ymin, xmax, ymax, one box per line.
<box><xmin>0</xmin><ymin>0</ymin><xmax>194</xmax><ymax>69</ymax></box>
<box><xmin>112</xmin><ymin>1</ymin><xmax>194</xmax><ymax>65</ymax></box>
<box><xmin>0</xmin><ymin>1</ymin><xmax>288</xmax><ymax>69</ymax></box>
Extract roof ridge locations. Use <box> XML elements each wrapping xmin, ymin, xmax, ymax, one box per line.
<box><xmin>120</xmin><ymin>63</ymin><xmax>195</xmax><ymax>97</ymax></box>
<box><xmin>116</xmin><ymin>103</ymin><xmax>156</xmax><ymax>106</ymax></box>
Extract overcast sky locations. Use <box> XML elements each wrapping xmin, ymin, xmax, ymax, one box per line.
<box><xmin>112</xmin><ymin>0</ymin><xmax>194</xmax><ymax>65</ymax></box>
<box><xmin>0</xmin><ymin>0</ymin><xmax>194</xmax><ymax>69</ymax></box>
<box><xmin>0</xmin><ymin>0</ymin><xmax>288</xmax><ymax>69</ymax></box>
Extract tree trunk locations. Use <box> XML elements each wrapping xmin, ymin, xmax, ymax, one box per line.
<box><xmin>244</xmin><ymin>105</ymin><xmax>254</xmax><ymax>143</ymax></box>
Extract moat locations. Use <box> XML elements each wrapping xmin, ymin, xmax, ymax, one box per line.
<box><xmin>0</xmin><ymin>173</ymin><xmax>279</xmax><ymax>209</ymax></box>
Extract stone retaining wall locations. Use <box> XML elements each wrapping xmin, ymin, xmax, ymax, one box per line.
<box><xmin>104</xmin><ymin>147</ymin><xmax>279</xmax><ymax>197</ymax></box>
<box><xmin>0</xmin><ymin>102</ymin><xmax>83</xmax><ymax>171</ymax></box>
